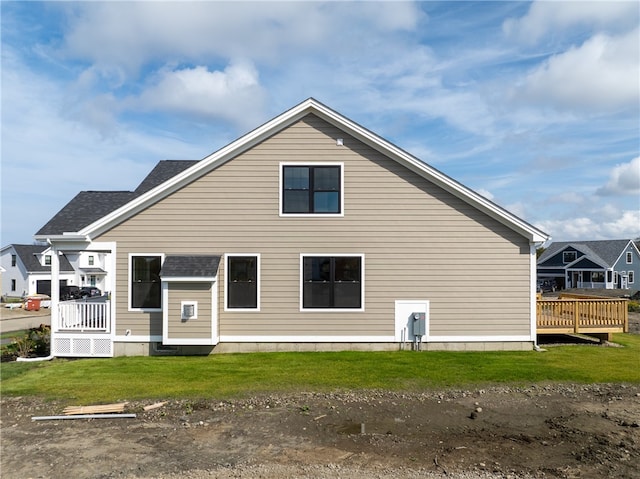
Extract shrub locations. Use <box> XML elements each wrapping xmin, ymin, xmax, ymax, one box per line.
<box><xmin>1</xmin><ymin>325</ymin><xmax>50</xmax><ymax>361</ymax></box>
<box><xmin>629</xmin><ymin>300</ymin><xmax>640</xmax><ymax>313</ymax></box>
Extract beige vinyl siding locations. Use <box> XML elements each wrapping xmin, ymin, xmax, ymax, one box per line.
<box><xmin>166</xmin><ymin>282</ymin><xmax>212</xmax><ymax>340</ymax></box>
<box><xmin>99</xmin><ymin>114</ymin><xmax>531</xmax><ymax>339</ymax></box>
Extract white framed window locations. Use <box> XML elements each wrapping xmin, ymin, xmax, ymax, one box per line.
<box><xmin>300</xmin><ymin>254</ymin><xmax>364</xmax><ymax>311</ymax></box>
<box><xmin>563</xmin><ymin>251</ymin><xmax>577</xmax><ymax>263</ymax></box>
<box><xmin>629</xmin><ymin>271</ymin><xmax>635</xmax><ymax>284</ymax></box>
<box><xmin>626</xmin><ymin>252</ymin><xmax>633</xmax><ymax>264</ymax></box>
<box><xmin>225</xmin><ymin>254</ymin><xmax>260</xmax><ymax>311</ymax></box>
<box><xmin>129</xmin><ymin>253</ymin><xmax>163</xmax><ymax>311</ymax></box>
<box><xmin>280</xmin><ymin>163</ymin><xmax>344</xmax><ymax>216</ymax></box>
<box><xmin>89</xmin><ymin>255</ymin><xmax>95</xmax><ymax>266</ymax></box>
<box><xmin>44</xmin><ymin>255</ymin><xmax>51</xmax><ymax>266</ymax></box>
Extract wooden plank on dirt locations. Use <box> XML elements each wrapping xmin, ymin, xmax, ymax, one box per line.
<box><xmin>143</xmin><ymin>401</ymin><xmax>168</xmax><ymax>412</ymax></box>
<box><xmin>63</xmin><ymin>402</ymin><xmax>128</xmax><ymax>415</ymax></box>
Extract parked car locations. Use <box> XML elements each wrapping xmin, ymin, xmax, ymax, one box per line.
<box><xmin>536</xmin><ymin>279</ymin><xmax>557</xmax><ymax>293</ymax></box>
<box><xmin>60</xmin><ymin>285</ymin><xmax>81</xmax><ymax>300</ymax></box>
<box><xmin>80</xmin><ymin>286</ymin><xmax>102</xmax><ymax>298</ymax></box>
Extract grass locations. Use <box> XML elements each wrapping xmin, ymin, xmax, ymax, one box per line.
<box><xmin>0</xmin><ymin>329</ymin><xmax>28</xmax><ymax>340</ymax></box>
<box><xmin>1</xmin><ymin>333</ymin><xmax>639</xmax><ymax>404</ymax></box>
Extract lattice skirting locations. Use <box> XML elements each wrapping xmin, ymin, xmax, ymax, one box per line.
<box><xmin>52</xmin><ymin>335</ymin><xmax>113</xmax><ymax>357</ymax></box>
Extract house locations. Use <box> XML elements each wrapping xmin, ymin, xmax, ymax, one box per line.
<box><xmin>0</xmin><ymin>244</ymin><xmax>74</xmax><ymax>298</ymax></box>
<box><xmin>0</xmin><ymin>244</ymin><xmax>111</xmax><ymax>299</ymax></box>
<box><xmin>34</xmin><ymin>98</ymin><xmax>549</xmax><ymax>358</ymax></box>
<box><xmin>537</xmin><ymin>239</ymin><xmax>640</xmax><ymax>290</ymax></box>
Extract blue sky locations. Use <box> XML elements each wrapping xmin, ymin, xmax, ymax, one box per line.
<box><xmin>1</xmin><ymin>1</ymin><xmax>639</xmax><ymax>247</ymax></box>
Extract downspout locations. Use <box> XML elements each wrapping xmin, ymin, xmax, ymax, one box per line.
<box><xmin>531</xmin><ymin>241</ymin><xmax>541</xmax><ymax>351</ymax></box>
<box><xmin>48</xmin><ymin>239</ymin><xmax>60</xmax><ymax>359</ymax></box>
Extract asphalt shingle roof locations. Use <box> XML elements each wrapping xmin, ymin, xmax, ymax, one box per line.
<box><xmin>160</xmin><ymin>255</ymin><xmax>221</xmax><ymax>278</ymax></box>
<box><xmin>12</xmin><ymin>244</ymin><xmax>74</xmax><ymax>272</ymax></box>
<box><xmin>36</xmin><ymin>160</ymin><xmax>198</xmax><ymax>236</ymax></box>
<box><xmin>538</xmin><ymin>240</ymin><xmax>632</xmax><ymax>268</ymax></box>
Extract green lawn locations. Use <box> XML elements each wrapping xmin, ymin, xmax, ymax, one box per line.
<box><xmin>2</xmin><ymin>333</ymin><xmax>639</xmax><ymax>404</ymax></box>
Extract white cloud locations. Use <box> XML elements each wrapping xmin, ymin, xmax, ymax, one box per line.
<box><xmin>59</xmin><ymin>2</ymin><xmax>423</xmax><ymax>76</ymax></box>
<box><xmin>511</xmin><ymin>28</ymin><xmax>640</xmax><ymax>112</ymax></box>
<box><xmin>538</xmin><ymin>209</ymin><xmax>640</xmax><ymax>241</ymax></box>
<box><xmin>133</xmin><ymin>61</ymin><xmax>267</xmax><ymax>130</ymax></box>
<box><xmin>0</xmin><ymin>46</ymin><xmax>212</xmax><ymax>246</ymax></box>
<box><xmin>503</xmin><ymin>1</ymin><xmax>638</xmax><ymax>44</ymax></box>
<box><xmin>596</xmin><ymin>157</ymin><xmax>640</xmax><ymax>196</ymax></box>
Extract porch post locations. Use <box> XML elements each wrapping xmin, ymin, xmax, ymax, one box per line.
<box><xmin>50</xmin><ymin>244</ymin><xmax>60</xmax><ymax>332</ymax></box>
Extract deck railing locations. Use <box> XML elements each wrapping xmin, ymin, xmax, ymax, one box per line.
<box><xmin>58</xmin><ymin>300</ymin><xmax>110</xmax><ymax>332</ymax></box>
<box><xmin>537</xmin><ymin>298</ymin><xmax>628</xmax><ymax>334</ymax></box>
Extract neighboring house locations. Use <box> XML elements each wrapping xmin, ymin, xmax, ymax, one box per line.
<box><xmin>537</xmin><ymin>239</ymin><xmax>640</xmax><ymax>290</ymax></box>
<box><xmin>0</xmin><ymin>244</ymin><xmax>111</xmax><ymax>298</ymax></box>
<box><xmin>0</xmin><ymin>244</ymin><xmax>75</xmax><ymax>298</ymax></box>
<box><xmin>34</xmin><ymin>99</ymin><xmax>549</xmax><ymax>358</ymax></box>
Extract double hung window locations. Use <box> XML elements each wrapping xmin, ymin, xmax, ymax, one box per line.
<box><xmin>226</xmin><ymin>255</ymin><xmax>259</xmax><ymax>310</ymax></box>
<box><xmin>282</xmin><ymin>164</ymin><xmax>342</xmax><ymax>215</ymax></box>
<box><xmin>301</xmin><ymin>255</ymin><xmax>363</xmax><ymax>309</ymax></box>
<box><xmin>130</xmin><ymin>255</ymin><xmax>162</xmax><ymax>309</ymax></box>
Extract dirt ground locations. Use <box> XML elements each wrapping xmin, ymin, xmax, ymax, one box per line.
<box><xmin>2</xmin><ymin>384</ymin><xmax>640</xmax><ymax>479</ymax></box>
<box><xmin>1</xmin><ymin>312</ymin><xmax>639</xmax><ymax>479</ymax></box>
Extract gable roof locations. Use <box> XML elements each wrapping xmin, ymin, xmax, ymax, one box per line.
<box><xmin>35</xmin><ymin>98</ymin><xmax>549</xmax><ymax>244</ymax></box>
<box><xmin>538</xmin><ymin>239</ymin><xmax>636</xmax><ymax>268</ymax></box>
<box><xmin>10</xmin><ymin>244</ymin><xmax>74</xmax><ymax>272</ymax></box>
<box><xmin>35</xmin><ymin>160</ymin><xmax>197</xmax><ymax>237</ymax></box>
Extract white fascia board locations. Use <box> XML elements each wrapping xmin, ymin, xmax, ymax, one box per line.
<box><xmin>79</xmin><ymin>100</ymin><xmax>317</xmax><ymax>239</ymax></box>
<box><xmin>37</xmin><ymin>234</ymin><xmax>89</xmax><ymax>244</ymax></box>
<box><xmin>76</xmin><ymin>97</ymin><xmax>548</xmax><ymax>243</ymax></box>
<box><xmin>310</xmin><ymin>101</ymin><xmax>550</xmax><ymax>243</ymax></box>
<box><xmin>161</xmin><ymin>276</ymin><xmax>218</xmax><ymax>282</ymax></box>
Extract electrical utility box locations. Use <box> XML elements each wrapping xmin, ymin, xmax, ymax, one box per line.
<box><xmin>412</xmin><ymin>312</ymin><xmax>426</xmax><ymax>336</ymax></box>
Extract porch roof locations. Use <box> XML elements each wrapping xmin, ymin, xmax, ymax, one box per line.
<box><xmin>160</xmin><ymin>255</ymin><xmax>221</xmax><ymax>280</ymax></box>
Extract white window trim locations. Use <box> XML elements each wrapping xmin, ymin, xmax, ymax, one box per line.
<box><xmin>629</xmin><ymin>271</ymin><xmax>635</xmax><ymax>283</ymax></box>
<box><xmin>128</xmin><ymin>253</ymin><xmax>164</xmax><ymax>312</ymax></box>
<box><xmin>299</xmin><ymin>253</ymin><xmax>365</xmax><ymax>312</ymax></box>
<box><xmin>224</xmin><ymin>253</ymin><xmax>261</xmax><ymax>312</ymax></box>
<box><xmin>626</xmin><ymin>252</ymin><xmax>633</xmax><ymax>264</ymax></box>
<box><xmin>279</xmin><ymin>162</ymin><xmax>345</xmax><ymax>217</ymax></box>
<box><xmin>563</xmin><ymin>251</ymin><xmax>577</xmax><ymax>264</ymax></box>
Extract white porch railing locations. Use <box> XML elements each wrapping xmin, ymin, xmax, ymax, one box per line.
<box><xmin>58</xmin><ymin>300</ymin><xmax>110</xmax><ymax>332</ymax></box>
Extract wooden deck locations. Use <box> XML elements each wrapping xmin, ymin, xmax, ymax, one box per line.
<box><xmin>537</xmin><ymin>293</ymin><xmax>628</xmax><ymax>340</ymax></box>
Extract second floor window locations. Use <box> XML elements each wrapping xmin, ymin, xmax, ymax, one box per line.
<box><xmin>282</xmin><ymin>164</ymin><xmax>342</xmax><ymax>215</ymax></box>
<box><xmin>44</xmin><ymin>255</ymin><xmax>51</xmax><ymax>266</ymax></box>
<box><xmin>89</xmin><ymin>255</ymin><xmax>95</xmax><ymax>266</ymax></box>
<box><xmin>563</xmin><ymin>251</ymin><xmax>577</xmax><ymax>263</ymax></box>
<box><xmin>627</xmin><ymin>252</ymin><xmax>633</xmax><ymax>264</ymax></box>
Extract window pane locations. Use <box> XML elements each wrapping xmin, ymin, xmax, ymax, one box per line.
<box><xmin>313</xmin><ymin>192</ymin><xmax>339</xmax><ymax>213</ymax></box>
<box><xmin>132</xmin><ymin>282</ymin><xmax>161</xmax><ymax>309</ymax></box>
<box><xmin>228</xmin><ymin>256</ymin><xmax>258</xmax><ymax>308</ymax></box>
<box><xmin>304</xmin><ymin>257</ymin><xmax>331</xmax><ymax>282</ymax></box>
<box><xmin>335</xmin><ymin>257</ymin><xmax>361</xmax><ymax>282</ymax></box>
<box><xmin>314</xmin><ymin>167</ymin><xmax>340</xmax><ymax>190</ymax></box>
<box><xmin>283</xmin><ymin>190</ymin><xmax>310</xmax><ymax>213</ymax></box>
<box><xmin>334</xmin><ymin>282</ymin><xmax>361</xmax><ymax>308</ymax></box>
<box><xmin>303</xmin><ymin>282</ymin><xmax>332</xmax><ymax>308</ymax></box>
<box><xmin>284</xmin><ymin>167</ymin><xmax>309</xmax><ymax>190</ymax></box>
